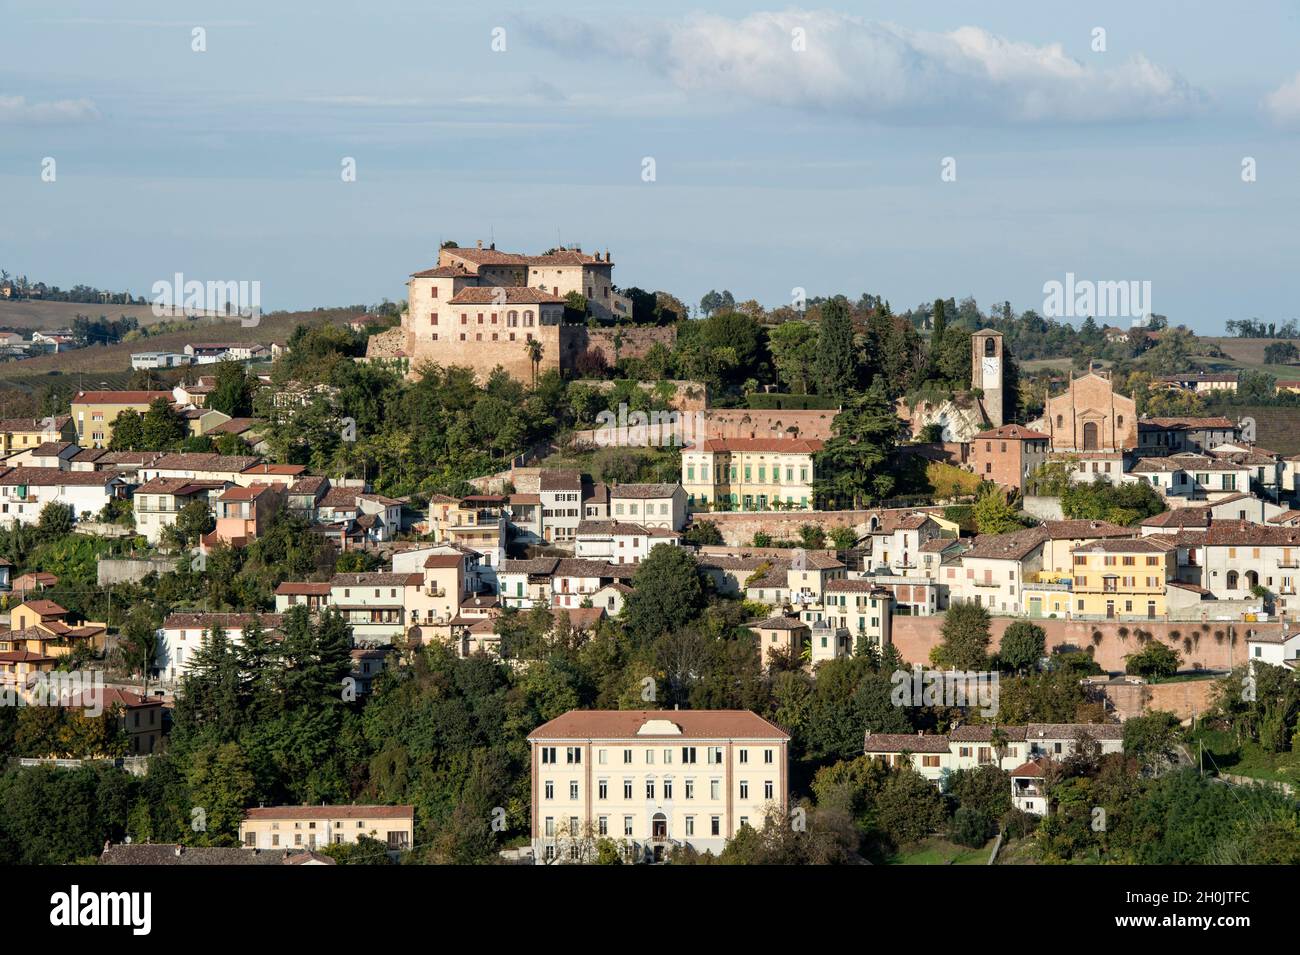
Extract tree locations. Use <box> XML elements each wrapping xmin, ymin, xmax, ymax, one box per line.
<box><xmin>108</xmin><ymin>409</ymin><xmax>145</xmax><ymax>451</ymax></box>
<box><xmin>875</xmin><ymin>769</ymin><xmax>948</xmax><ymax>847</ymax></box>
<box><xmin>208</xmin><ymin>359</ymin><xmax>255</xmax><ymax>417</ymax></box>
<box><xmin>683</xmin><ymin>521</ymin><xmax>723</xmax><ymax>546</ymax></box>
<box><xmin>524</xmin><ymin>339</ymin><xmax>544</xmax><ymax>387</ymax></box>
<box><xmin>1122</xmin><ymin>711</ymin><xmax>1181</xmax><ymax>774</ymax></box>
<box><xmin>173</xmin><ymin>499</ymin><xmax>215</xmax><ymax>547</ymax></box>
<box><xmin>119</xmin><ymin>605</ymin><xmax>160</xmax><ymax>694</ymax></box>
<box><xmin>1124</xmin><ymin>641</ymin><xmax>1180</xmax><ymax>679</ymax></box>
<box><xmin>814</xmin><ymin>380</ymin><xmax>902</xmax><ymax>508</ymax></box>
<box><xmin>973</xmin><ymin>487</ymin><xmax>1023</xmax><ymax>535</ymax></box>
<box><xmin>37</xmin><ymin>502</ymin><xmax>74</xmax><ymax>537</ymax></box>
<box><xmin>998</xmin><ymin>621</ymin><xmax>1046</xmax><ymax>673</ymax></box>
<box><xmin>140</xmin><ymin>398</ymin><xmax>188</xmax><ymax>451</ymax></box>
<box><xmin>1264</xmin><ymin>341</ymin><xmax>1299</xmax><ymax>365</ymax></box>
<box><xmin>623</xmin><ymin>547</ymin><xmax>707</xmax><ymax>642</ymax></box>
<box><xmin>931</xmin><ymin>602</ymin><xmax>991</xmax><ymax>671</ymax></box>
<box><xmin>768</xmin><ymin>321</ymin><xmax>819</xmax><ymax>394</ymax></box>
<box><xmin>814</xmin><ymin>299</ymin><xmax>857</xmax><ymax>398</ymax></box>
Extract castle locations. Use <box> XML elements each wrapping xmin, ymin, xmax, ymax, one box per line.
<box><xmin>369</xmin><ymin>241</ymin><xmax>672</xmax><ymax>383</ymax></box>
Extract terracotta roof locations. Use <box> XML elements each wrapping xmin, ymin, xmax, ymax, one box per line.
<box><xmin>274</xmin><ymin>582</ymin><xmax>332</xmax><ymax>596</ymax></box>
<box><xmin>863</xmin><ymin>732</ymin><xmax>951</xmax><ymax>753</ymax></box>
<box><xmin>748</xmin><ymin>616</ymin><xmax>810</xmax><ymax>630</ymax></box>
<box><xmin>243</xmin><ymin>805</ymin><xmax>414</xmax><ymax>821</ymax></box>
<box><xmin>1204</xmin><ymin>520</ymin><xmax>1300</xmax><ymax>547</ymax></box>
<box><xmin>1140</xmin><ymin>508</ymin><xmax>1209</xmax><ymax>529</ymax></box>
<box><xmin>1027</xmin><ymin>722</ymin><xmax>1123</xmax><ymax>741</ymax></box>
<box><xmin>1009</xmin><ymin>760</ymin><xmax>1046</xmax><ymax>778</ymax></box>
<box><xmin>447</xmin><ymin>286</ymin><xmax>565</xmax><ymax>305</ymax></box>
<box><xmin>559</xmin><ymin>607</ymin><xmax>605</xmax><ymax>631</ymax></box>
<box><xmin>1071</xmin><ymin>537</ymin><xmax>1172</xmax><ymax>554</ymax></box>
<box><xmin>1142</xmin><ymin>416</ymin><xmax>1237</xmax><ymax>430</ymax></box>
<box><xmin>135</xmin><ymin>477</ymin><xmax>226</xmax><ymax>495</ymax></box>
<box><xmin>701</xmin><ymin>438</ymin><xmax>824</xmax><ymax>453</ymax></box>
<box><xmin>538</xmin><ymin>470</ymin><xmax>582</xmax><ymax>492</ymax></box>
<box><xmin>73</xmin><ymin>390</ymin><xmax>173</xmax><ymax>404</ymax></box>
<box><xmin>163</xmin><ymin>612</ymin><xmax>285</xmax><ymax>630</ymax></box>
<box><xmin>0</xmin><ymin>467</ymin><xmax>120</xmax><ymax>487</ymax></box>
<box><xmin>949</xmin><ymin>725</ymin><xmax>1029</xmax><ymax>742</ymax></box>
<box><xmin>962</xmin><ymin>527</ymin><xmax>1049</xmax><ymax>561</ymax></box>
<box><xmin>609</xmin><ymin>483</ymin><xmax>682</xmax><ymax>499</ymax></box>
<box><xmin>824</xmin><ymin>578</ymin><xmax>893</xmax><ymax>594</ymax></box>
<box><xmin>974</xmin><ymin>424</ymin><xmax>1050</xmax><ymax>441</ymax></box>
<box><xmin>423</xmin><ymin>554</ymin><xmax>465</xmax><ymax>569</ymax></box>
<box><xmin>577</xmin><ymin>520</ymin><xmax>653</xmax><ymax>537</ymax></box>
<box><xmin>554</xmin><ymin>558</ymin><xmax>636</xmax><ymax>579</ymax></box>
<box><xmin>149</xmin><ymin>453</ymin><xmax>261</xmax><ymax>472</ymax></box>
<box><xmin>330</xmin><ymin>572</ymin><xmax>422</xmax><ymax>587</ymax></box>
<box><xmin>529</xmin><ymin>709</ymin><xmax>789</xmax><ymax>741</ymax></box>
<box><xmin>500</xmin><ymin>558</ymin><xmax>560</xmax><ymax>575</ymax></box>
<box><xmin>19</xmin><ymin>599</ymin><xmax>68</xmax><ymax>617</ymax></box>
<box><xmin>1040</xmin><ymin>520</ymin><xmax>1136</xmax><ymax>540</ymax></box>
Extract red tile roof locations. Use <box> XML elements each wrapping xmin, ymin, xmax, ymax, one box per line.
<box><xmin>529</xmin><ymin>709</ymin><xmax>789</xmax><ymax>741</ymax></box>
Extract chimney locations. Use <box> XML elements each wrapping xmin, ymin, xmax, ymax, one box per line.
<box><xmin>490</xmin><ymin>242</ymin><xmax>495</xmax><ymax>250</ymax></box>
<box><xmin>605</xmin><ymin>248</ymin><xmax>610</xmax><ymax>261</ymax></box>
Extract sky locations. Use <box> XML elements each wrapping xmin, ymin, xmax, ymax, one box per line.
<box><xmin>3</xmin><ymin>1</ymin><xmax>1300</xmax><ymax>332</ymax></box>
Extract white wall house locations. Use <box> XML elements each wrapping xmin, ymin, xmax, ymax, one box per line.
<box><xmin>0</xmin><ymin>467</ymin><xmax>126</xmax><ymax>527</ymax></box>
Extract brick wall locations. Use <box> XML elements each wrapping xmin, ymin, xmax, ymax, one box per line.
<box><xmin>1101</xmin><ymin>678</ymin><xmax>1218</xmax><ymax>722</ymax></box>
<box><xmin>889</xmin><ymin>614</ymin><xmax>1271</xmax><ymax>672</ymax></box>
<box><xmin>582</xmin><ymin>326</ymin><xmax>677</xmax><ymax>364</ymax></box>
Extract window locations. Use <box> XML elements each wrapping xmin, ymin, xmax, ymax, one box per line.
<box><xmin>764</xmin><ymin>749</ymin><xmax>774</xmax><ymax>764</ymax></box>
<box><xmin>739</xmin><ymin>780</ymin><xmax>749</xmax><ymax>799</ymax></box>
<box><xmin>685</xmin><ymin>779</ymin><xmax>694</xmax><ymax>799</ymax></box>
<box><xmin>598</xmin><ymin>780</ymin><xmax>608</xmax><ymax>799</ymax></box>
<box><xmin>569</xmin><ymin>781</ymin><xmax>579</xmax><ymax>800</ymax></box>
<box><xmin>663</xmin><ymin>779</ymin><xmax>673</xmax><ymax>799</ymax></box>
<box><xmin>710</xmin><ymin>779</ymin><xmax>720</xmax><ymax>800</ymax></box>
<box><xmin>685</xmin><ymin>816</ymin><xmax>695</xmax><ymax>836</ymax></box>
<box><xmin>623</xmin><ymin>816</ymin><xmax>633</xmax><ymax>836</ymax></box>
<box><xmin>764</xmin><ymin>780</ymin><xmax>774</xmax><ymax>799</ymax></box>
<box><xmin>540</xmin><ymin>746</ymin><xmax>556</xmax><ymax>764</ymax></box>
<box><xmin>623</xmin><ymin>780</ymin><xmax>633</xmax><ymax>799</ymax></box>
<box><xmin>623</xmin><ymin>749</ymin><xmax>632</xmax><ymax>764</ymax></box>
<box><xmin>598</xmin><ymin>816</ymin><xmax>608</xmax><ymax>836</ymax></box>
<box><xmin>711</xmin><ymin>816</ymin><xmax>721</xmax><ymax>836</ymax></box>
<box><xmin>646</xmin><ymin>780</ymin><xmax>656</xmax><ymax>799</ymax></box>
<box><xmin>739</xmin><ymin>749</ymin><xmax>749</xmax><ymax>764</ymax></box>
<box><xmin>544</xmin><ymin>781</ymin><xmax>554</xmax><ymax>799</ymax></box>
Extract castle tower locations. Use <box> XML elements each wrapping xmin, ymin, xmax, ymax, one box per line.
<box><xmin>971</xmin><ymin>329</ymin><xmax>1004</xmax><ymax>427</ymax></box>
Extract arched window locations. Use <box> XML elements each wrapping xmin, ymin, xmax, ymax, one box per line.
<box><xmin>984</xmin><ymin>337</ymin><xmax>996</xmax><ymax>357</ymax></box>
<box><xmin>524</xmin><ymin>310</ymin><xmax>534</xmax><ymax>326</ymax></box>
<box><xmin>508</xmin><ymin>310</ymin><xmax>518</xmax><ymax>327</ymax></box>
<box><xmin>1056</xmin><ymin>414</ymin><xmax>1064</xmax><ymax>428</ymax></box>
<box><xmin>1226</xmin><ymin>570</ymin><xmax>1239</xmax><ymax>590</ymax></box>
<box><xmin>1117</xmin><ymin>415</ymin><xmax>1124</xmax><ymax>427</ymax></box>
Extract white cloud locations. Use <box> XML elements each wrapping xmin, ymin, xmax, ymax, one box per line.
<box><xmin>1264</xmin><ymin>71</ymin><xmax>1300</xmax><ymax>126</ymax></box>
<box><xmin>524</xmin><ymin>10</ymin><xmax>1203</xmax><ymax>124</ymax></box>
<box><xmin>0</xmin><ymin>95</ymin><xmax>99</xmax><ymax>125</ymax></box>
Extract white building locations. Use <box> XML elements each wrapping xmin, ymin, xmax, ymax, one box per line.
<box><xmin>574</xmin><ymin>520</ymin><xmax>681</xmax><ymax>564</ymax></box>
<box><xmin>0</xmin><ymin>467</ymin><xmax>126</xmax><ymax>527</ymax></box>
<box><xmin>528</xmin><ymin>709</ymin><xmax>790</xmax><ymax>863</ymax></box>
<box><xmin>607</xmin><ymin>483</ymin><xmax>688</xmax><ymax>531</ymax></box>
<box><xmin>157</xmin><ymin>612</ymin><xmax>284</xmax><ymax>681</ymax></box>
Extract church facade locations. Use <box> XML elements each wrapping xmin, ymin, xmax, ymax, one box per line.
<box><xmin>1042</xmin><ymin>370</ymin><xmax>1137</xmax><ymax>452</ymax></box>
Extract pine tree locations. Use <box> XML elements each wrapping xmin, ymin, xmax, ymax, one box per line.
<box><xmin>813</xmin><ymin>380</ymin><xmax>901</xmax><ymax>508</ymax></box>
<box><xmin>814</xmin><ymin>298</ymin><xmax>857</xmax><ymax>398</ymax></box>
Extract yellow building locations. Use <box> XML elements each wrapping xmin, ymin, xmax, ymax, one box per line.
<box><xmin>239</xmin><ymin>805</ymin><xmax>414</xmax><ymax>851</ymax></box>
<box><xmin>0</xmin><ymin>416</ymin><xmax>77</xmax><ymax>454</ymax></box>
<box><xmin>71</xmin><ymin>390</ymin><xmax>175</xmax><ymax>448</ymax></box>
<box><xmin>682</xmin><ymin>438</ymin><xmax>823</xmax><ymax>511</ymax></box>
<box><xmin>1069</xmin><ymin>538</ymin><xmax>1174</xmax><ymax>620</ymax></box>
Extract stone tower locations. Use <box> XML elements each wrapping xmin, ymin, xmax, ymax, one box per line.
<box><xmin>971</xmin><ymin>329</ymin><xmax>1004</xmax><ymax>427</ymax></box>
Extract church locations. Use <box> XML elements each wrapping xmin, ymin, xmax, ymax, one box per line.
<box><xmin>1040</xmin><ymin>369</ymin><xmax>1137</xmax><ymax>452</ymax></box>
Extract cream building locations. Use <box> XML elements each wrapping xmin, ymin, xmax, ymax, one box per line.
<box><xmin>682</xmin><ymin>438</ymin><xmax>823</xmax><ymax>511</ymax></box>
<box><xmin>528</xmin><ymin>709</ymin><xmax>790</xmax><ymax>863</ymax></box>
<box><xmin>240</xmin><ymin>805</ymin><xmax>414</xmax><ymax>851</ymax></box>
<box><xmin>70</xmin><ymin>390</ymin><xmax>175</xmax><ymax>448</ymax></box>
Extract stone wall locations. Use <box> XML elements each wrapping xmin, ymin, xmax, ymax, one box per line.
<box><xmin>1101</xmin><ymin>677</ymin><xmax>1219</xmax><ymax>722</ymax></box>
<box><xmin>582</xmin><ymin>326</ymin><xmax>677</xmax><ymax>364</ymax></box>
<box><xmin>889</xmin><ymin>614</ymin><xmax>1271</xmax><ymax>673</ymax></box>
<box><xmin>692</xmin><ymin>507</ymin><xmax>949</xmax><ymax>545</ymax></box>
<box><xmin>703</xmin><ymin>408</ymin><xmax>838</xmax><ymax>442</ymax></box>
<box><xmin>97</xmin><ymin>556</ymin><xmax>184</xmax><ymax>586</ymax></box>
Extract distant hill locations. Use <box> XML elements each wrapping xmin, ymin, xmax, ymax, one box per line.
<box><xmin>0</xmin><ymin>299</ymin><xmax>225</xmax><ymax>332</ymax></box>
<box><xmin>0</xmin><ymin>306</ymin><xmax>361</xmax><ymax>379</ymax></box>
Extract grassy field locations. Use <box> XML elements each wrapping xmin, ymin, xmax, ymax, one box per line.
<box><xmin>1191</xmin><ymin>727</ymin><xmax>1300</xmax><ymax>785</ymax></box>
<box><xmin>1202</xmin><ymin>337</ymin><xmax>1300</xmax><ymax>373</ymax></box>
<box><xmin>886</xmin><ymin>836</ymin><xmax>994</xmax><ymax>865</ymax></box>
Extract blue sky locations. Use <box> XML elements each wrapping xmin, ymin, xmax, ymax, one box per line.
<box><xmin>3</xmin><ymin>1</ymin><xmax>1300</xmax><ymax>331</ymax></box>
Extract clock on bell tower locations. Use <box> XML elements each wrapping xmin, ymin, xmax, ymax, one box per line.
<box><xmin>971</xmin><ymin>329</ymin><xmax>1004</xmax><ymax>428</ymax></box>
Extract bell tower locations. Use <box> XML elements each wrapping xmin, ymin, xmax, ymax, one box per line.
<box><xmin>972</xmin><ymin>329</ymin><xmax>1004</xmax><ymax>427</ymax></box>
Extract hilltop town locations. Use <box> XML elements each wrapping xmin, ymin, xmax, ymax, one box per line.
<box><xmin>0</xmin><ymin>242</ymin><xmax>1298</xmax><ymax>868</ymax></box>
